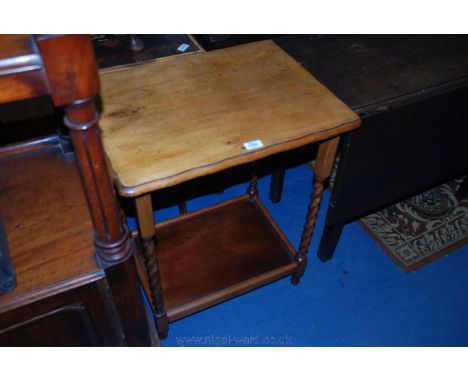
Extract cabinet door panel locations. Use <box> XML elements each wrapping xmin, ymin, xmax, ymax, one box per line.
<box><xmin>0</xmin><ymin>280</ymin><xmax>125</xmax><ymax>346</ymax></box>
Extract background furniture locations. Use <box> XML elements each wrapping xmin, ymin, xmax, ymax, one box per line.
<box><xmin>98</xmin><ymin>40</ymin><xmax>360</xmax><ymax>337</ymax></box>
<box><xmin>192</xmin><ymin>35</ymin><xmax>282</xmax><ymax>51</ymax></box>
<box><xmin>0</xmin><ymin>216</ymin><xmax>15</xmax><ymax>295</ymax></box>
<box><xmin>0</xmin><ymin>35</ymin><xmax>156</xmax><ymax>346</ymax></box>
<box><xmin>271</xmin><ymin>35</ymin><xmax>468</xmax><ymax>260</ymax></box>
<box><xmin>92</xmin><ymin>34</ymin><xmax>199</xmax><ymax>70</ymax></box>
<box><xmin>129</xmin><ymin>35</ymin><xmax>144</xmax><ymax>52</ymax></box>
<box><xmin>0</xmin><ymin>35</ymin><xmax>200</xmax><ymax>148</ymax></box>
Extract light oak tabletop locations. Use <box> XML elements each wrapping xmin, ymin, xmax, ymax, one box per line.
<box><xmin>99</xmin><ymin>40</ymin><xmax>360</xmax><ymax>197</ymax></box>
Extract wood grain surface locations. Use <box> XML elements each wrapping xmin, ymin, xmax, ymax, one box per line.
<box><xmin>150</xmin><ymin>196</ymin><xmax>297</xmax><ymax>321</ymax></box>
<box><xmin>0</xmin><ymin>35</ymin><xmax>48</xmax><ymax>104</ymax></box>
<box><xmin>99</xmin><ymin>40</ymin><xmax>360</xmax><ymax>196</ymax></box>
<box><xmin>0</xmin><ymin>144</ymin><xmax>102</xmax><ymax>313</ymax></box>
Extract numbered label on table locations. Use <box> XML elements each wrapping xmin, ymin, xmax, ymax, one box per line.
<box><xmin>243</xmin><ymin>140</ymin><xmax>264</xmax><ymax>150</ymax></box>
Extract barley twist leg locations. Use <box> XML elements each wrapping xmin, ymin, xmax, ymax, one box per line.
<box><xmin>142</xmin><ymin>237</ymin><xmax>168</xmax><ymax>338</ymax></box>
<box><xmin>292</xmin><ymin>174</ymin><xmax>325</xmax><ymax>285</ymax></box>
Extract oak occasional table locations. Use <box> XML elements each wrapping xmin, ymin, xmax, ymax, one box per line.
<box><xmin>99</xmin><ymin>40</ymin><xmax>361</xmax><ymax>338</ymax></box>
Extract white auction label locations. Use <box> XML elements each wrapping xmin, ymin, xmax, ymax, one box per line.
<box><xmin>177</xmin><ymin>43</ymin><xmax>190</xmax><ymax>52</ymax></box>
<box><xmin>243</xmin><ymin>139</ymin><xmax>264</xmax><ymax>150</ymax></box>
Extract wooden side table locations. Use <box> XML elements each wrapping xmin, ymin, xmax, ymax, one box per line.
<box><xmin>99</xmin><ymin>40</ymin><xmax>361</xmax><ymax>337</ymax></box>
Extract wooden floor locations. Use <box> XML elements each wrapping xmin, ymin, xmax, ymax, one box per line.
<box><xmin>0</xmin><ymin>142</ymin><xmax>103</xmax><ymax>313</ymax></box>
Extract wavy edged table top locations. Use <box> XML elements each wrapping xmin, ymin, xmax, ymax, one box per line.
<box><xmin>99</xmin><ymin>40</ymin><xmax>360</xmax><ymax>197</ymax></box>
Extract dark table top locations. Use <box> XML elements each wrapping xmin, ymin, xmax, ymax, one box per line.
<box><xmin>274</xmin><ymin>35</ymin><xmax>468</xmax><ymax>114</ymax></box>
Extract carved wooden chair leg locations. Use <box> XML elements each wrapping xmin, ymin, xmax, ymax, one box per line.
<box><xmin>135</xmin><ymin>194</ymin><xmax>169</xmax><ymax>338</ymax></box>
<box><xmin>292</xmin><ymin>137</ymin><xmax>340</xmax><ymax>285</ymax></box>
<box><xmin>247</xmin><ymin>162</ymin><xmax>259</xmax><ymax>198</ymax></box>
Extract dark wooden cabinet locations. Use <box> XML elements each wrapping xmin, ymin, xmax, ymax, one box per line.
<box><xmin>0</xmin><ymin>137</ymin><xmax>157</xmax><ymax>346</ymax></box>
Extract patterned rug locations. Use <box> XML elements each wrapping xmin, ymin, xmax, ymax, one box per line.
<box><xmin>359</xmin><ymin>177</ymin><xmax>468</xmax><ymax>272</ymax></box>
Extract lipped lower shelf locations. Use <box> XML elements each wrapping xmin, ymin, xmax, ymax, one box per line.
<box><xmin>135</xmin><ymin>194</ymin><xmax>298</xmax><ymax>322</ymax></box>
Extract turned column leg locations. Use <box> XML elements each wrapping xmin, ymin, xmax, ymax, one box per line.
<box><xmin>37</xmin><ymin>35</ymin><xmax>153</xmax><ymax>345</ymax></box>
<box><xmin>64</xmin><ymin>99</ymin><xmax>152</xmax><ymax>345</ymax></box>
<box><xmin>135</xmin><ymin>194</ymin><xmax>168</xmax><ymax>338</ymax></box>
<box><xmin>292</xmin><ymin>137</ymin><xmax>340</xmax><ymax>285</ymax></box>
<box><xmin>64</xmin><ymin>100</ymin><xmax>132</xmax><ymax>264</ymax></box>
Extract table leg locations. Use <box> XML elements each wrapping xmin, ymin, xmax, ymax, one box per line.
<box><xmin>177</xmin><ymin>188</ymin><xmax>187</xmax><ymax>214</ymax></box>
<box><xmin>317</xmin><ymin>224</ymin><xmax>344</xmax><ymax>262</ymax></box>
<box><xmin>135</xmin><ymin>194</ymin><xmax>168</xmax><ymax>338</ymax></box>
<box><xmin>270</xmin><ymin>168</ymin><xmax>285</xmax><ymax>203</ymax></box>
<box><xmin>178</xmin><ymin>201</ymin><xmax>188</xmax><ymax>214</ymax></box>
<box><xmin>292</xmin><ymin>137</ymin><xmax>340</xmax><ymax>285</ymax></box>
<box><xmin>247</xmin><ymin>162</ymin><xmax>259</xmax><ymax>198</ymax></box>
<box><xmin>269</xmin><ymin>152</ymin><xmax>286</xmax><ymax>204</ymax></box>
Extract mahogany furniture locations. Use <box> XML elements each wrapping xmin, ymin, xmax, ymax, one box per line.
<box><xmin>0</xmin><ymin>35</ymin><xmax>157</xmax><ymax>346</ymax></box>
<box><xmin>272</xmin><ymin>35</ymin><xmax>468</xmax><ymax>260</ymax></box>
<box><xmin>98</xmin><ymin>40</ymin><xmax>361</xmax><ymax>337</ymax></box>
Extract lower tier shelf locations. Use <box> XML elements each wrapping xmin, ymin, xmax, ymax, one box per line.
<box><xmin>136</xmin><ymin>195</ymin><xmax>298</xmax><ymax>322</ymax></box>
